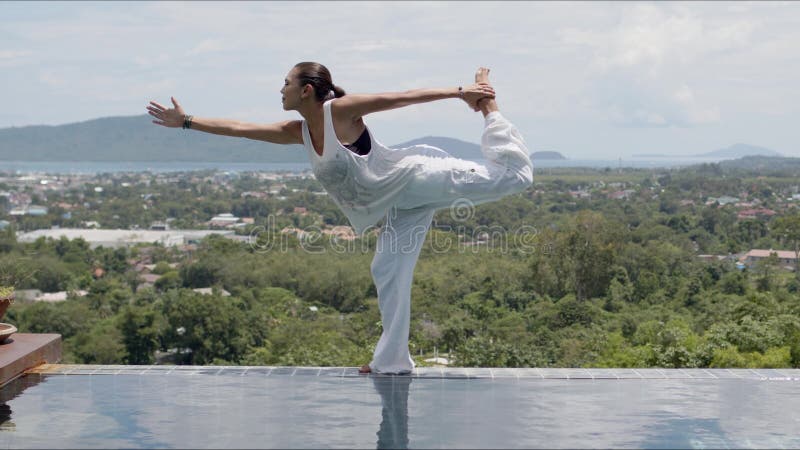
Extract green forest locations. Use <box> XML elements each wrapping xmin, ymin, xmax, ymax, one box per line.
<box><xmin>2</xmin><ymin>159</ymin><xmax>800</xmax><ymax>368</ymax></box>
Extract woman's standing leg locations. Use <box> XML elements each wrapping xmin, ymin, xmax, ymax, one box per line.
<box><xmin>367</xmin><ymin>206</ymin><xmax>436</xmax><ymax>374</ymax></box>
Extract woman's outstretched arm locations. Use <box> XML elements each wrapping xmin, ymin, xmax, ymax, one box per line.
<box><xmin>332</xmin><ymin>83</ymin><xmax>494</xmax><ymax>121</ymax></box>
<box><xmin>147</xmin><ymin>97</ymin><xmax>302</xmax><ymax>145</ymax></box>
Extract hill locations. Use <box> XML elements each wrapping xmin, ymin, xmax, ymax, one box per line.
<box><xmin>0</xmin><ymin>115</ymin><xmax>307</xmax><ymax>162</ymax></box>
<box><xmin>699</xmin><ymin>143</ymin><xmax>782</xmax><ymax>158</ymax></box>
<box><xmin>716</xmin><ymin>155</ymin><xmax>800</xmax><ymax>174</ymax></box>
<box><xmin>392</xmin><ymin>136</ymin><xmax>484</xmax><ymax>160</ymax></box>
<box><xmin>531</xmin><ymin>151</ymin><xmax>566</xmax><ymax>160</ymax></box>
<box><xmin>0</xmin><ymin>115</ymin><xmax>502</xmax><ymax>162</ymax></box>
<box><xmin>634</xmin><ymin>143</ymin><xmax>783</xmax><ymax>159</ymax></box>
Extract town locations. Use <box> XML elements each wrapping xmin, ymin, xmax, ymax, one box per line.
<box><xmin>1</xmin><ymin>160</ymin><xmax>799</xmax><ymax>368</ymax></box>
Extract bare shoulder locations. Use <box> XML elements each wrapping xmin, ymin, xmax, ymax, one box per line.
<box><xmin>330</xmin><ymin>92</ymin><xmax>405</xmax><ymax>120</ymax></box>
<box><xmin>286</xmin><ymin>119</ymin><xmax>303</xmax><ymax>139</ymax></box>
<box><xmin>330</xmin><ymin>96</ymin><xmax>368</xmax><ymax>122</ymax></box>
<box><xmin>277</xmin><ymin>119</ymin><xmax>304</xmax><ymax>144</ymax></box>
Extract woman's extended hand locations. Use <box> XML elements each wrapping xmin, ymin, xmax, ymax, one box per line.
<box><xmin>462</xmin><ymin>82</ymin><xmax>495</xmax><ymax>112</ymax></box>
<box><xmin>147</xmin><ymin>97</ymin><xmax>186</xmax><ymax>128</ymax></box>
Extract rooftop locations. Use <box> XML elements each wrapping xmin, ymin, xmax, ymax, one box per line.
<box><xmin>15</xmin><ymin>228</ymin><xmax>233</xmax><ymax>248</ymax></box>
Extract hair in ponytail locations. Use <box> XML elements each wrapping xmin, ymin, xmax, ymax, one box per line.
<box><xmin>293</xmin><ymin>62</ymin><xmax>346</xmax><ymax>102</ymax></box>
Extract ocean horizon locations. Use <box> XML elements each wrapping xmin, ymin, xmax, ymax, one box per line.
<box><xmin>0</xmin><ymin>157</ymin><xmax>726</xmax><ymax>174</ymax></box>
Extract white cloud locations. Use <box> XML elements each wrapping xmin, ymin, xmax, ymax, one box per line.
<box><xmin>557</xmin><ymin>3</ymin><xmax>764</xmax><ymax>127</ymax></box>
<box><xmin>133</xmin><ymin>53</ymin><xmax>171</xmax><ymax>67</ymax></box>
<box><xmin>590</xmin><ymin>72</ymin><xmax>721</xmax><ymax>128</ymax></box>
<box><xmin>37</xmin><ymin>71</ymin><xmax>67</xmax><ymax>87</ymax></box>
<box><xmin>0</xmin><ymin>49</ymin><xmax>32</xmax><ymax>68</ymax></box>
<box><xmin>2</xmin><ymin>2</ymin><xmax>800</xmax><ymax>157</ymax></box>
<box><xmin>0</xmin><ymin>50</ymin><xmax>31</xmax><ymax>59</ymax></box>
<box><xmin>560</xmin><ymin>4</ymin><xmax>757</xmax><ymax>73</ymax></box>
<box><xmin>186</xmin><ymin>39</ymin><xmax>231</xmax><ymax>56</ymax></box>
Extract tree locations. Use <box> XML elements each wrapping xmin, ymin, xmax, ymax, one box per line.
<box><xmin>154</xmin><ymin>270</ymin><xmax>182</xmax><ymax>291</ymax></box>
<box><xmin>456</xmin><ymin>335</ymin><xmax>542</xmax><ymax>367</ymax></box>
<box><xmin>119</xmin><ymin>305</ymin><xmax>162</xmax><ymax>364</ymax></box>
<box><xmin>160</xmin><ymin>289</ymin><xmax>250</xmax><ymax>364</ymax></box>
<box><xmin>0</xmin><ymin>227</ymin><xmax>17</xmax><ymax>254</ymax></box>
<box><xmin>772</xmin><ymin>214</ymin><xmax>800</xmax><ymax>280</ymax></box>
<box><xmin>67</xmin><ymin>320</ymin><xmax>127</xmax><ymax>364</ymax></box>
<box><xmin>559</xmin><ymin>211</ymin><xmax>621</xmax><ymax>300</ymax></box>
<box><xmin>755</xmin><ymin>252</ymin><xmax>779</xmax><ymax>292</ymax></box>
<box><xmin>718</xmin><ymin>271</ymin><xmax>747</xmax><ymax>295</ymax></box>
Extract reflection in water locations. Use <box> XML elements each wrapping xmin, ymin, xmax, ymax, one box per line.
<box><xmin>3</xmin><ymin>374</ymin><xmax>800</xmax><ymax>448</ymax></box>
<box><xmin>373</xmin><ymin>376</ymin><xmax>412</xmax><ymax>450</ymax></box>
<box><xmin>0</xmin><ymin>374</ymin><xmax>45</xmax><ymax>431</ymax></box>
<box><xmin>0</xmin><ymin>404</ymin><xmax>13</xmax><ymax>431</ymax></box>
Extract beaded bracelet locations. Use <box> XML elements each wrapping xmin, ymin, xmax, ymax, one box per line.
<box><xmin>458</xmin><ymin>86</ymin><xmax>464</xmax><ymax>98</ymax></box>
<box><xmin>182</xmin><ymin>115</ymin><xmax>194</xmax><ymax>130</ymax></box>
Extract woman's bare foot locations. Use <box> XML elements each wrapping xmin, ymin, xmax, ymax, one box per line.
<box><xmin>461</xmin><ymin>68</ymin><xmax>495</xmax><ymax>112</ymax></box>
<box><xmin>359</xmin><ymin>364</ymin><xmax>371</xmax><ymax>374</ymax></box>
<box><xmin>475</xmin><ymin>67</ymin><xmax>499</xmax><ymax>117</ymax></box>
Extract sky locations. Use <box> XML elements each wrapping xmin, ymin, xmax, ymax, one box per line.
<box><xmin>2</xmin><ymin>1</ymin><xmax>799</xmax><ymax>159</ymax></box>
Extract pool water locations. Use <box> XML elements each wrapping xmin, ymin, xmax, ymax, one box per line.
<box><xmin>1</xmin><ymin>367</ymin><xmax>799</xmax><ymax>449</ymax></box>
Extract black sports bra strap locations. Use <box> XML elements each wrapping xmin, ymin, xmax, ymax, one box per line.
<box><xmin>344</xmin><ymin>128</ymin><xmax>372</xmax><ymax>156</ymax></box>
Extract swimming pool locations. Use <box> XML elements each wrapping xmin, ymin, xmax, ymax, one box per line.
<box><xmin>1</xmin><ymin>366</ymin><xmax>799</xmax><ymax>449</ymax></box>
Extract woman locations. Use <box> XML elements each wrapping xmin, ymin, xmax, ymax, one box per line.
<box><xmin>147</xmin><ymin>62</ymin><xmax>533</xmax><ymax>374</ymax></box>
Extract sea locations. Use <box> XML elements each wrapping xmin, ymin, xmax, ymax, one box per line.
<box><xmin>0</xmin><ymin>157</ymin><xmax>725</xmax><ymax>175</ymax></box>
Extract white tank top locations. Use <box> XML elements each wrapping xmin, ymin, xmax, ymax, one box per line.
<box><xmin>302</xmin><ymin>99</ymin><xmax>457</xmax><ymax>234</ymax></box>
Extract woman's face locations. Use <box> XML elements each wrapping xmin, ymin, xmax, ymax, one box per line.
<box><xmin>280</xmin><ymin>68</ymin><xmax>302</xmax><ymax>111</ymax></box>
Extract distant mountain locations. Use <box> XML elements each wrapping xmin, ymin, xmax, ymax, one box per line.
<box><xmin>631</xmin><ymin>153</ymin><xmax>671</xmax><ymax>158</ymax></box>
<box><xmin>0</xmin><ymin>116</ymin><xmax>498</xmax><ymax>162</ymax></box>
<box><xmin>0</xmin><ymin>115</ymin><xmax>307</xmax><ymax>162</ymax></box>
<box><xmin>531</xmin><ymin>151</ymin><xmax>566</xmax><ymax>160</ymax></box>
<box><xmin>717</xmin><ymin>155</ymin><xmax>800</xmax><ymax>173</ymax></box>
<box><xmin>699</xmin><ymin>143</ymin><xmax>782</xmax><ymax>158</ymax></box>
<box><xmin>392</xmin><ymin>137</ymin><xmax>568</xmax><ymax>161</ymax></box>
<box><xmin>633</xmin><ymin>143</ymin><xmax>782</xmax><ymax>159</ymax></box>
<box><xmin>393</xmin><ymin>136</ymin><xmax>484</xmax><ymax>160</ymax></box>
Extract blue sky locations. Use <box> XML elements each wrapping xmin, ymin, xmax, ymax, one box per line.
<box><xmin>2</xmin><ymin>1</ymin><xmax>799</xmax><ymax>158</ymax></box>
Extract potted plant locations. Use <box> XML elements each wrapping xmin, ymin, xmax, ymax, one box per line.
<box><xmin>0</xmin><ymin>257</ymin><xmax>37</xmax><ymax>342</ymax></box>
<box><xmin>0</xmin><ymin>285</ymin><xmax>13</xmax><ymax>321</ymax></box>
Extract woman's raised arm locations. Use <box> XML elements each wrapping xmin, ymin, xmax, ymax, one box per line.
<box><xmin>331</xmin><ymin>83</ymin><xmax>495</xmax><ymax>121</ymax></box>
<box><xmin>147</xmin><ymin>97</ymin><xmax>302</xmax><ymax>145</ymax></box>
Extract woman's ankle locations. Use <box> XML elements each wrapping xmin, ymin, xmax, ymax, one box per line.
<box><xmin>478</xmin><ymin>98</ymin><xmax>499</xmax><ymax>117</ymax></box>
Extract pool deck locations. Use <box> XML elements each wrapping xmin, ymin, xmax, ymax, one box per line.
<box><xmin>0</xmin><ymin>334</ymin><xmax>61</xmax><ymax>387</ymax></box>
<box><xmin>26</xmin><ymin>364</ymin><xmax>800</xmax><ymax>380</ymax></box>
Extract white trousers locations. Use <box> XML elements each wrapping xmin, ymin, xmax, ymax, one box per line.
<box><xmin>368</xmin><ymin>112</ymin><xmax>533</xmax><ymax>374</ymax></box>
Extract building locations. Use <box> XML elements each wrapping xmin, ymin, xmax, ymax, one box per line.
<box><xmin>737</xmin><ymin>208</ymin><xmax>776</xmax><ymax>220</ymax></box>
<box><xmin>208</xmin><ymin>213</ymin><xmax>239</xmax><ymax>228</ymax></box>
<box><xmin>698</xmin><ymin>255</ymin><xmax>722</xmax><ymax>262</ymax></box>
<box><xmin>706</xmin><ymin>196</ymin><xmax>740</xmax><ymax>206</ymax></box>
<box><xmin>740</xmin><ymin>249</ymin><xmax>797</xmax><ymax>269</ymax></box>
<box><xmin>192</xmin><ymin>287</ymin><xmax>231</xmax><ymax>297</ymax></box>
<box><xmin>568</xmin><ymin>190</ymin><xmax>591</xmax><ymax>199</ymax></box>
<box><xmin>14</xmin><ymin>289</ymin><xmax>88</xmax><ymax>302</ymax></box>
<box><xmin>608</xmin><ymin>189</ymin><xmax>636</xmax><ymax>200</ymax></box>
<box><xmin>150</xmin><ymin>221</ymin><xmax>170</xmax><ymax>231</ymax></box>
<box><xmin>323</xmin><ymin>225</ymin><xmax>356</xmax><ymax>241</ymax></box>
<box><xmin>16</xmin><ymin>228</ymin><xmax>234</xmax><ymax>249</ymax></box>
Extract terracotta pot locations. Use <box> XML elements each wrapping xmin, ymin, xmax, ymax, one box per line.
<box><xmin>0</xmin><ymin>323</ymin><xmax>16</xmax><ymax>344</ymax></box>
<box><xmin>0</xmin><ymin>292</ymin><xmax>13</xmax><ymax>321</ymax></box>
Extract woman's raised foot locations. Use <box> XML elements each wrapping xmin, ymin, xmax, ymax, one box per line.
<box><xmin>475</xmin><ymin>67</ymin><xmax>490</xmax><ymax>83</ymax></box>
<box><xmin>474</xmin><ymin>67</ymin><xmax>499</xmax><ymax>116</ymax></box>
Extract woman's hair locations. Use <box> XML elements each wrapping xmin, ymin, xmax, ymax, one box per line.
<box><xmin>293</xmin><ymin>62</ymin><xmax>346</xmax><ymax>102</ymax></box>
